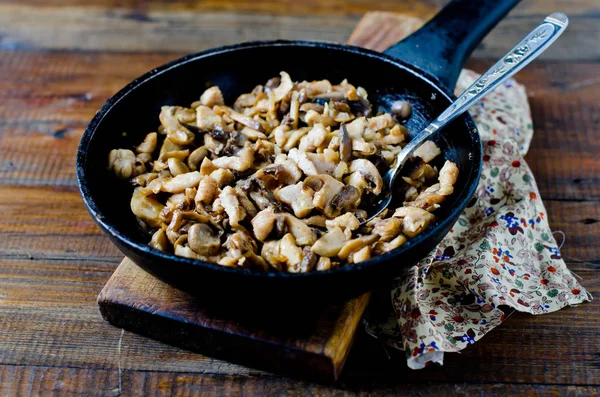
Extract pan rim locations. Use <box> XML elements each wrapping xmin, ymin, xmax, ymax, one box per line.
<box><xmin>76</xmin><ymin>39</ymin><xmax>482</xmax><ymax>281</ymax></box>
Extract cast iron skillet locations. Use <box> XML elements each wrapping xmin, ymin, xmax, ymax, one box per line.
<box><xmin>77</xmin><ymin>0</ymin><xmax>520</xmax><ymax>303</ymax></box>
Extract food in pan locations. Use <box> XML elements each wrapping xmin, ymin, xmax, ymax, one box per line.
<box><xmin>108</xmin><ymin>72</ymin><xmax>458</xmax><ymax>272</ymax></box>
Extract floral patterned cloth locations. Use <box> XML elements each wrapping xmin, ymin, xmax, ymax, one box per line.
<box><xmin>364</xmin><ymin>69</ymin><xmax>591</xmax><ymax>369</ymax></box>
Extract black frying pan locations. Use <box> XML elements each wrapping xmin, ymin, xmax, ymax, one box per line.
<box><xmin>77</xmin><ymin>0</ymin><xmax>520</xmax><ymax>304</ymax></box>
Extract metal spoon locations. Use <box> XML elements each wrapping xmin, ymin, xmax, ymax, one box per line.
<box><xmin>364</xmin><ymin>12</ymin><xmax>568</xmax><ymax>224</ymax></box>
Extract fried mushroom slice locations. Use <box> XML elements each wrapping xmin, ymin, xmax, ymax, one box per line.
<box><xmin>188</xmin><ymin>223</ymin><xmax>221</xmax><ymax>256</ymax></box>
<box><xmin>345</xmin><ymin>159</ymin><xmax>383</xmax><ymax>195</ymax></box>
<box><xmin>160</xmin><ymin>106</ymin><xmax>195</xmax><ymax>145</ymax></box>
<box><xmin>220</xmin><ymin>186</ymin><xmax>246</xmax><ymax>228</ymax></box>
<box><xmin>226</xmin><ymin>230</ymin><xmax>268</xmax><ymax>270</ymax></box>
<box><xmin>304</xmin><ymin>174</ymin><xmax>345</xmax><ymax>213</ymax></box>
<box><xmin>376</xmin><ymin>234</ymin><xmax>407</xmax><ymax>253</ymax></box>
<box><xmin>393</xmin><ymin>207</ymin><xmax>436</xmax><ymax>238</ymax></box>
<box><xmin>149</xmin><ymin>228</ymin><xmax>169</xmax><ymax>251</ymax></box>
<box><xmin>311</xmin><ymin>226</ymin><xmax>348</xmax><ymax>257</ymax></box>
<box><xmin>167</xmin><ymin>157</ymin><xmax>190</xmax><ymax>176</ymax></box>
<box><xmin>187</xmin><ymin>146</ymin><xmax>209</xmax><ymax>171</ymax></box>
<box><xmin>339</xmin><ymin>124</ymin><xmax>352</xmax><ymax>162</ymax></box>
<box><xmin>351</xmin><ymin>245</ymin><xmax>371</xmax><ymax>263</ymax></box>
<box><xmin>261</xmin><ymin>233</ymin><xmax>302</xmax><ymax>271</ymax></box>
<box><xmin>337</xmin><ymin>235</ymin><xmax>379</xmax><ymax>260</ymax></box>
<box><xmin>372</xmin><ymin>217</ymin><xmax>403</xmax><ymax>241</ymax></box>
<box><xmin>324</xmin><ymin>185</ymin><xmax>360</xmax><ymax>218</ymax></box>
<box><xmin>130</xmin><ymin>187</ymin><xmax>164</xmax><ymax>228</ymax></box>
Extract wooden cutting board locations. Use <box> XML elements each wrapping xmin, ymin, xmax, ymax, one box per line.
<box><xmin>97</xmin><ymin>13</ymin><xmax>423</xmax><ymax>383</ymax></box>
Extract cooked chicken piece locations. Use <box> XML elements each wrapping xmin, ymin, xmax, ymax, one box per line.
<box><xmin>438</xmin><ymin>160</ymin><xmax>459</xmax><ymax>195</ymax></box>
<box><xmin>325</xmin><ymin>211</ymin><xmax>360</xmax><ymax>239</ymax></box>
<box><xmin>193</xmin><ymin>176</ymin><xmax>216</xmax><ymax>204</ymax></box>
<box><xmin>160</xmin><ymin>106</ymin><xmax>195</xmax><ymax>145</ymax></box>
<box><xmin>304</xmin><ymin>174</ymin><xmax>345</xmax><ymax>213</ymax></box>
<box><xmin>228</xmin><ymin>108</ymin><xmax>264</xmax><ymax>132</ymax></box>
<box><xmin>130</xmin><ymin>188</ymin><xmax>164</xmax><ymax>229</ymax></box>
<box><xmin>162</xmin><ymin>171</ymin><xmax>202</xmax><ymax>193</ymax></box>
<box><xmin>282</xmin><ymin>214</ymin><xmax>315</xmax><ymax>246</ymax></box>
<box><xmin>167</xmin><ymin>157</ymin><xmax>190</xmax><ymax>176</ymax></box>
<box><xmin>372</xmin><ymin>217</ymin><xmax>403</xmax><ymax>241</ymax></box>
<box><xmin>273</xmin><ymin>124</ymin><xmax>291</xmax><ymax>147</ymax></box>
<box><xmin>220</xmin><ymin>186</ymin><xmax>246</xmax><ymax>228</ymax></box>
<box><xmin>136</xmin><ymin>132</ymin><xmax>158</xmax><ymax>154</ymax></box>
<box><xmin>304</xmin><ymin>108</ymin><xmax>336</xmax><ymax>127</ymax></box>
<box><xmin>251</xmin><ymin>207</ymin><xmax>278</xmax><ymax>241</ymax></box>
<box><xmin>240</xmin><ymin>126</ymin><xmax>267</xmax><ymax>140</ymax></box>
<box><xmin>200</xmin><ymin>86</ymin><xmax>225</xmax><ymax>108</ymax></box>
<box><xmin>158</xmin><ymin>149</ymin><xmax>190</xmax><ymax>162</ymax></box>
<box><xmin>316</xmin><ymin>256</ymin><xmax>332</xmax><ymax>271</ymax></box>
<box><xmin>209</xmin><ymin>169</ymin><xmax>235</xmax><ymax>188</ymax></box>
<box><xmin>414</xmin><ymin>141</ymin><xmax>441</xmax><ymax>163</ymax></box>
<box><xmin>325</xmin><ymin>212</ymin><xmax>360</xmax><ymax>233</ymax></box>
<box><xmin>367</xmin><ymin>113</ymin><xmax>394</xmax><ymax>132</ymax></box>
<box><xmin>345</xmin><ymin>159</ymin><xmax>383</xmax><ymax>195</ymax></box>
<box><xmin>299</xmin><ymin>123</ymin><xmax>328</xmax><ymax>152</ymax></box>
<box><xmin>109</xmin><ymin>149</ymin><xmax>143</xmax><ymax>179</ymax></box>
<box><xmin>338</xmin><ymin>235</ymin><xmax>379</xmax><ymax>260</ymax></box>
<box><xmin>311</xmin><ymin>227</ymin><xmax>348</xmax><ymax>257</ymax></box>
<box><xmin>288</xmin><ymin>148</ymin><xmax>318</xmax><ymax>176</ymax></box>
<box><xmin>271</xmin><ymin>72</ymin><xmax>294</xmax><ymax>102</ymax></box>
<box><xmin>199</xmin><ymin>157</ymin><xmax>217</xmax><ymax>176</ymax></box>
<box><xmin>333</xmin><ymin>79</ymin><xmax>359</xmax><ymax>100</ymax></box>
<box><xmin>300</xmin><ymin>79</ymin><xmax>332</xmax><ymax>97</ymax></box>
<box><xmin>393</xmin><ymin>207</ymin><xmax>436</xmax><ymax>238</ymax></box>
<box><xmin>334</xmin><ymin>161</ymin><xmax>349</xmax><ymax>181</ymax></box>
<box><xmin>278</xmin><ymin>233</ymin><xmax>303</xmax><ymax>270</ymax></box>
<box><xmin>300</xmin><ymin>103</ymin><xmax>324</xmax><ymax>113</ymax></box>
<box><xmin>212</xmin><ymin>143</ymin><xmax>255</xmax><ymax>172</ymax></box>
<box><xmin>275</xmin><ymin>182</ymin><xmax>315</xmax><ymax>218</ymax></box>
<box><xmin>405</xmin><ymin>184</ymin><xmax>445</xmax><ymax>210</ymax></box>
<box><xmin>195</xmin><ymin>105</ymin><xmax>224</xmax><ymax>132</ymax></box>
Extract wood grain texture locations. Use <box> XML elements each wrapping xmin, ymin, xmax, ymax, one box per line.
<box><xmin>0</xmin><ymin>2</ymin><xmax>597</xmax><ymax>61</ymax></box>
<box><xmin>0</xmin><ymin>1</ymin><xmax>599</xmax><ymax>395</ymax></box>
<box><xmin>97</xmin><ymin>259</ymin><xmax>370</xmax><ymax>382</ymax></box>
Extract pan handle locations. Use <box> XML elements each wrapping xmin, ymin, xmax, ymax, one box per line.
<box><xmin>383</xmin><ymin>0</ymin><xmax>521</xmax><ymax>92</ymax></box>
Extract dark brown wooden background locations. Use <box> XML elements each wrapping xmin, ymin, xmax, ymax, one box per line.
<box><xmin>1</xmin><ymin>0</ymin><xmax>599</xmax><ymax>395</ymax></box>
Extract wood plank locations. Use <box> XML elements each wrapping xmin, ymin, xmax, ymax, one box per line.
<box><xmin>0</xmin><ymin>5</ymin><xmax>597</xmax><ymax>61</ymax></box>
<box><xmin>2</xmin><ymin>365</ymin><xmax>600</xmax><ymax>397</ymax></box>
<box><xmin>1</xmin><ymin>51</ymin><xmax>599</xmax><ymax>200</ymax></box>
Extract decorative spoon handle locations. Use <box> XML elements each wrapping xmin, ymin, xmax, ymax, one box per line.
<box><xmin>388</xmin><ymin>12</ymin><xmax>569</xmax><ymax>187</ymax></box>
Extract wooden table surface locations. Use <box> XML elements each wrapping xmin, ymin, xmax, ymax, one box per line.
<box><xmin>1</xmin><ymin>0</ymin><xmax>599</xmax><ymax>395</ymax></box>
